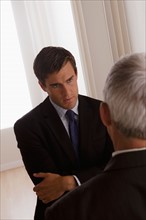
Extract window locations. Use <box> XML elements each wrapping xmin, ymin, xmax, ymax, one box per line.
<box><xmin>1</xmin><ymin>1</ymin><xmax>32</xmax><ymax>129</ymax></box>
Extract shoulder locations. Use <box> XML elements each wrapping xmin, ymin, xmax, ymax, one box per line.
<box><xmin>14</xmin><ymin>97</ymin><xmax>50</xmax><ymax>129</ymax></box>
<box><xmin>78</xmin><ymin>94</ymin><xmax>102</xmax><ymax>108</ymax></box>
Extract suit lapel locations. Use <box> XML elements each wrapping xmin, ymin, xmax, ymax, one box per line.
<box><xmin>78</xmin><ymin>96</ymin><xmax>96</xmax><ymax>155</ymax></box>
<box><xmin>41</xmin><ymin>97</ymin><xmax>77</xmax><ymax>162</ymax></box>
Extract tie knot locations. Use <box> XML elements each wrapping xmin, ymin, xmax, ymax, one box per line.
<box><xmin>66</xmin><ymin>110</ymin><xmax>75</xmax><ymax>121</ymax></box>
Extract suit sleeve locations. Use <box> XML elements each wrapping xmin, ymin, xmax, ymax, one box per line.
<box><xmin>14</xmin><ymin>118</ymin><xmax>58</xmax><ymax>185</ymax></box>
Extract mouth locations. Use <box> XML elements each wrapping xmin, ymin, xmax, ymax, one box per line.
<box><xmin>63</xmin><ymin>96</ymin><xmax>76</xmax><ymax>105</ymax></box>
<box><xmin>64</xmin><ymin>97</ymin><xmax>73</xmax><ymax>103</ymax></box>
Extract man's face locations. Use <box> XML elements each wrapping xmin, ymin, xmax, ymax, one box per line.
<box><xmin>40</xmin><ymin>61</ymin><xmax>78</xmax><ymax>109</ymax></box>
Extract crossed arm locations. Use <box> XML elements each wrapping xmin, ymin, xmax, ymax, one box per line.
<box><xmin>33</xmin><ymin>172</ymin><xmax>77</xmax><ymax>204</ymax></box>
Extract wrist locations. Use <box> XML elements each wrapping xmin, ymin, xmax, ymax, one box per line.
<box><xmin>62</xmin><ymin>175</ymin><xmax>77</xmax><ymax>192</ymax></box>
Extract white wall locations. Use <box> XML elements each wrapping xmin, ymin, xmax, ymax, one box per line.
<box><xmin>77</xmin><ymin>0</ymin><xmax>114</xmax><ymax>100</ymax></box>
<box><xmin>1</xmin><ymin>128</ymin><xmax>23</xmax><ymax>171</ymax></box>
<box><xmin>124</xmin><ymin>0</ymin><xmax>145</xmax><ymax>52</ymax></box>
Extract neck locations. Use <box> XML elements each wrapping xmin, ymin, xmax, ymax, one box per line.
<box><xmin>111</xmin><ymin>128</ymin><xmax>146</xmax><ymax>151</ymax></box>
<box><xmin>115</xmin><ymin>139</ymin><xmax>146</xmax><ymax>151</ymax></box>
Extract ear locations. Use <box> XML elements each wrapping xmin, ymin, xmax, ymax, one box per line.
<box><xmin>99</xmin><ymin>102</ymin><xmax>112</xmax><ymax>127</ymax></box>
<box><xmin>38</xmin><ymin>81</ymin><xmax>47</xmax><ymax>92</ymax></box>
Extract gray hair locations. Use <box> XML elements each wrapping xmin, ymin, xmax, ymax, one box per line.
<box><xmin>103</xmin><ymin>52</ymin><xmax>146</xmax><ymax>139</ymax></box>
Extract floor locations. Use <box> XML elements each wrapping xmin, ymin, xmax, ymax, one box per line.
<box><xmin>1</xmin><ymin>166</ymin><xmax>36</xmax><ymax>220</ymax></box>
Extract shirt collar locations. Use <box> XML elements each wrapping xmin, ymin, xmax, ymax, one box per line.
<box><xmin>49</xmin><ymin>97</ymin><xmax>79</xmax><ymax>118</ymax></box>
<box><xmin>112</xmin><ymin>147</ymin><xmax>146</xmax><ymax>157</ymax></box>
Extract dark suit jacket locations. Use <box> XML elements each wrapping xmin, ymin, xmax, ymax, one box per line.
<box><xmin>45</xmin><ymin>150</ymin><xmax>146</xmax><ymax>220</ymax></box>
<box><xmin>14</xmin><ymin>95</ymin><xmax>113</xmax><ymax>220</ymax></box>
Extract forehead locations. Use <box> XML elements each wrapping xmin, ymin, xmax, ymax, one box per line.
<box><xmin>45</xmin><ymin>61</ymin><xmax>76</xmax><ymax>84</ymax></box>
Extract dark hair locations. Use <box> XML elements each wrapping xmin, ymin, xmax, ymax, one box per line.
<box><xmin>33</xmin><ymin>46</ymin><xmax>77</xmax><ymax>84</ymax></box>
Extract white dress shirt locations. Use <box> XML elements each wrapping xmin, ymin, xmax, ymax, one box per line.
<box><xmin>49</xmin><ymin>97</ymin><xmax>81</xmax><ymax>186</ymax></box>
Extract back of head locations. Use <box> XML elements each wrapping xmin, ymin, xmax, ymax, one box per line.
<box><xmin>103</xmin><ymin>52</ymin><xmax>146</xmax><ymax>139</ymax></box>
<box><xmin>33</xmin><ymin>46</ymin><xmax>77</xmax><ymax>84</ymax></box>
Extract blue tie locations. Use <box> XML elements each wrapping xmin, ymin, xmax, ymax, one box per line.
<box><xmin>66</xmin><ymin>110</ymin><xmax>79</xmax><ymax>159</ymax></box>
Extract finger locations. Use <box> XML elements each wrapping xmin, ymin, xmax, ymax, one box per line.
<box><xmin>33</xmin><ymin>185</ymin><xmax>42</xmax><ymax>192</ymax></box>
<box><xmin>33</xmin><ymin>172</ymin><xmax>48</xmax><ymax>178</ymax></box>
<box><xmin>42</xmin><ymin>199</ymin><xmax>48</xmax><ymax>204</ymax></box>
<box><xmin>33</xmin><ymin>185</ymin><xmax>44</xmax><ymax>192</ymax></box>
<box><xmin>39</xmin><ymin>196</ymin><xmax>50</xmax><ymax>204</ymax></box>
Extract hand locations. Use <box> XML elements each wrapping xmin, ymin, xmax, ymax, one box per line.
<box><xmin>33</xmin><ymin>172</ymin><xmax>77</xmax><ymax>204</ymax></box>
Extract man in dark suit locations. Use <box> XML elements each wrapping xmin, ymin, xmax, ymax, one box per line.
<box><xmin>14</xmin><ymin>46</ymin><xmax>113</xmax><ymax>220</ymax></box>
<box><xmin>45</xmin><ymin>52</ymin><xmax>146</xmax><ymax>220</ymax></box>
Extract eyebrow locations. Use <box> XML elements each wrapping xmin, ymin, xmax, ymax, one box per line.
<box><xmin>49</xmin><ymin>75</ymin><xmax>74</xmax><ymax>87</ymax></box>
<box><xmin>49</xmin><ymin>82</ymin><xmax>60</xmax><ymax>87</ymax></box>
<box><xmin>66</xmin><ymin>75</ymin><xmax>74</xmax><ymax>81</ymax></box>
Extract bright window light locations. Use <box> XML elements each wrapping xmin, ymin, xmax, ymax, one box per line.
<box><xmin>1</xmin><ymin>1</ymin><xmax>32</xmax><ymax>129</ymax></box>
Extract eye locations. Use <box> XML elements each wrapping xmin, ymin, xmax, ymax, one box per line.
<box><xmin>67</xmin><ymin>76</ymin><xmax>74</xmax><ymax>84</ymax></box>
<box><xmin>50</xmin><ymin>84</ymin><xmax>60</xmax><ymax>89</ymax></box>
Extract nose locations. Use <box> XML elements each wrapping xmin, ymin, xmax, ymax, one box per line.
<box><xmin>62</xmin><ymin>84</ymin><xmax>70</xmax><ymax>96</ymax></box>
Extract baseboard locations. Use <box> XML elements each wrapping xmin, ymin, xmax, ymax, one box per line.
<box><xmin>0</xmin><ymin>160</ymin><xmax>24</xmax><ymax>172</ymax></box>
